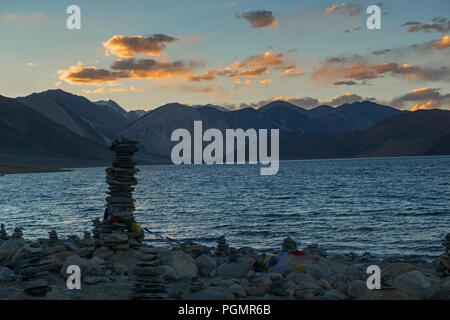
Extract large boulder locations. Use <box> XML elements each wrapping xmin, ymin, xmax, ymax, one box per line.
<box><xmin>195</xmin><ymin>255</ymin><xmax>217</xmax><ymax>273</ymax></box>
<box><xmin>347</xmin><ymin>280</ymin><xmax>368</xmax><ymax>298</ymax></box>
<box><xmin>394</xmin><ymin>270</ymin><xmax>431</xmax><ymax>293</ymax></box>
<box><xmin>170</xmin><ymin>250</ymin><xmax>198</xmax><ymax>279</ymax></box>
<box><xmin>0</xmin><ymin>238</ymin><xmax>25</xmax><ymax>262</ymax></box>
<box><xmin>0</xmin><ymin>266</ymin><xmax>16</xmax><ymax>282</ymax></box>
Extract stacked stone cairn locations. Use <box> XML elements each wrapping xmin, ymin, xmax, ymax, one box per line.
<box><xmin>0</xmin><ymin>224</ymin><xmax>8</xmax><ymax>240</ymax></box>
<box><xmin>438</xmin><ymin>233</ymin><xmax>450</xmax><ymax>276</ymax></box>
<box><xmin>48</xmin><ymin>230</ymin><xmax>58</xmax><ymax>244</ymax></box>
<box><xmin>228</xmin><ymin>247</ymin><xmax>239</xmax><ymax>263</ymax></box>
<box><xmin>282</xmin><ymin>236</ymin><xmax>297</xmax><ymax>252</ymax></box>
<box><xmin>131</xmin><ymin>248</ymin><xmax>168</xmax><ymax>299</ymax></box>
<box><xmin>215</xmin><ymin>235</ymin><xmax>229</xmax><ymax>257</ymax></box>
<box><xmin>6</xmin><ymin>230</ymin><xmax>53</xmax><ymax>297</ymax></box>
<box><xmin>92</xmin><ymin>218</ymin><xmax>102</xmax><ymax>240</ymax></box>
<box><xmin>98</xmin><ymin>138</ymin><xmax>143</xmax><ymax>252</ymax></box>
<box><xmin>12</xmin><ymin>227</ymin><xmax>23</xmax><ymax>239</ymax></box>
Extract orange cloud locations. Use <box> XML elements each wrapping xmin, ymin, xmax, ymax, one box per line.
<box><xmin>279</xmin><ymin>65</ymin><xmax>304</xmax><ymax>77</ymax></box>
<box><xmin>233</xmin><ymin>51</ymin><xmax>284</xmax><ymax>69</ymax></box>
<box><xmin>83</xmin><ymin>88</ymin><xmax>105</xmax><ymax>94</ymax></box>
<box><xmin>103</xmin><ymin>34</ymin><xmax>177</xmax><ymax>58</ymax></box>
<box><xmin>429</xmin><ymin>35</ymin><xmax>450</xmax><ymax>50</ymax></box>
<box><xmin>410</xmin><ymin>100</ymin><xmax>440</xmax><ymax>111</ymax></box>
<box><xmin>259</xmin><ymin>79</ymin><xmax>272</xmax><ymax>84</ymax></box>
<box><xmin>110</xmin><ymin>58</ymin><xmax>191</xmax><ymax>79</ymax></box>
<box><xmin>58</xmin><ymin>62</ymin><xmax>128</xmax><ymax>84</ymax></box>
<box><xmin>312</xmin><ymin>57</ymin><xmax>450</xmax><ymax>84</ymax></box>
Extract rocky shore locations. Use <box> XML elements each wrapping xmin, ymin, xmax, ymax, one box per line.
<box><xmin>0</xmin><ymin>225</ymin><xmax>449</xmax><ymax>300</ymax></box>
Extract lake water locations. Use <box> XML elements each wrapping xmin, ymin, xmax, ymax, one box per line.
<box><xmin>0</xmin><ymin>156</ymin><xmax>449</xmax><ymax>258</ymax></box>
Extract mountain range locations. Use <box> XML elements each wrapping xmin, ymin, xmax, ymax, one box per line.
<box><xmin>1</xmin><ymin>89</ymin><xmax>449</xmax><ymax>167</ymax></box>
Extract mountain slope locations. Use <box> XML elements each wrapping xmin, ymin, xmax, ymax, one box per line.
<box><xmin>0</xmin><ymin>95</ymin><xmax>113</xmax><ymax>161</ymax></box>
<box><xmin>279</xmin><ymin>109</ymin><xmax>450</xmax><ymax>159</ymax></box>
<box><xmin>18</xmin><ymin>93</ymin><xmax>109</xmax><ymax>146</ymax></box>
<box><xmin>42</xmin><ymin>89</ymin><xmax>131</xmax><ymax>138</ymax></box>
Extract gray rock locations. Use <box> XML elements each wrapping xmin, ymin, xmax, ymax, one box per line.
<box><xmin>321</xmin><ymin>289</ymin><xmax>348</xmax><ymax>300</ymax></box>
<box><xmin>217</xmin><ymin>263</ymin><xmax>251</xmax><ymax>279</ymax></box>
<box><xmin>0</xmin><ymin>266</ymin><xmax>16</xmax><ymax>282</ymax></box>
<box><xmin>230</xmin><ymin>284</ymin><xmax>247</xmax><ymax>298</ymax></box>
<box><xmin>170</xmin><ymin>250</ymin><xmax>198</xmax><ymax>279</ymax></box>
<box><xmin>286</xmin><ymin>271</ymin><xmax>314</xmax><ymax>284</ymax></box>
<box><xmin>346</xmin><ymin>280</ymin><xmax>368</xmax><ymax>298</ymax></box>
<box><xmin>184</xmin><ymin>287</ymin><xmax>234</xmax><ymax>300</ymax></box>
<box><xmin>394</xmin><ymin>270</ymin><xmax>431</xmax><ymax>293</ymax></box>
<box><xmin>195</xmin><ymin>255</ymin><xmax>217</xmax><ymax>272</ymax></box>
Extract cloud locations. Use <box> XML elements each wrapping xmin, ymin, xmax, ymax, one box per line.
<box><xmin>27</xmin><ymin>62</ymin><xmax>38</xmax><ymax>67</ymax></box>
<box><xmin>278</xmin><ymin>65</ymin><xmax>304</xmax><ymax>77</ymax></box>
<box><xmin>0</xmin><ymin>12</ymin><xmax>44</xmax><ymax>25</ymax></box>
<box><xmin>333</xmin><ymin>80</ymin><xmax>358</xmax><ymax>86</ymax></box>
<box><xmin>372</xmin><ymin>49</ymin><xmax>391</xmax><ymax>55</ymax></box>
<box><xmin>233</xmin><ymin>51</ymin><xmax>284</xmax><ymax>69</ymax></box>
<box><xmin>259</xmin><ymin>79</ymin><xmax>272</xmax><ymax>85</ymax></box>
<box><xmin>237</xmin><ymin>10</ymin><xmax>277</xmax><ymax>29</ymax></box>
<box><xmin>312</xmin><ymin>56</ymin><xmax>450</xmax><ymax>84</ymax></box>
<box><xmin>82</xmin><ymin>88</ymin><xmax>105</xmax><ymax>95</ymax></box>
<box><xmin>103</xmin><ymin>34</ymin><xmax>177</xmax><ymax>58</ymax></box>
<box><xmin>239</xmin><ymin>67</ymin><xmax>268</xmax><ymax>78</ymax></box>
<box><xmin>58</xmin><ymin>62</ymin><xmax>128</xmax><ymax>84</ymax></box>
<box><xmin>401</xmin><ymin>17</ymin><xmax>450</xmax><ymax>33</ymax></box>
<box><xmin>392</xmin><ymin>87</ymin><xmax>450</xmax><ymax>110</ymax></box>
<box><xmin>187</xmin><ymin>51</ymin><xmax>294</xmax><ymax>83</ymax></box>
<box><xmin>235</xmin><ymin>78</ymin><xmax>251</xmax><ymax>85</ymax></box>
<box><xmin>324</xmin><ymin>3</ymin><xmax>361</xmax><ymax>16</ymax></box>
<box><xmin>328</xmin><ymin>92</ymin><xmax>363</xmax><ymax>106</ymax></box>
<box><xmin>110</xmin><ymin>58</ymin><xmax>191</xmax><ymax>79</ymax></box>
<box><xmin>410</xmin><ymin>100</ymin><xmax>440</xmax><ymax>111</ymax></box>
<box><xmin>109</xmin><ymin>86</ymin><xmax>150</xmax><ymax>93</ymax></box>
<box><xmin>427</xmin><ymin>35</ymin><xmax>450</xmax><ymax>50</ymax></box>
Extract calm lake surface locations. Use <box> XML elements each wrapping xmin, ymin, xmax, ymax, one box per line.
<box><xmin>1</xmin><ymin>156</ymin><xmax>449</xmax><ymax>258</ymax></box>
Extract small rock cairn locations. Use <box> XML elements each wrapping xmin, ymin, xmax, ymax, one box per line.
<box><xmin>131</xmin><ymin>248</ymin><xmax>167</xmax><ymax>300</ymax></box>
<box><xmin>282</xmin><ymin>236</ymin><xmax>297</xmax><ymax>252</ymax></box>
<box><xmin>438</xmin><ymin>233</ymin><xmax>450</xmax><ymax>276</ymax></box>
<box><xmin>0</xmin><ymin>224</ymin><xmax>8</xmax><ymax>240</ymax></box>
<box><xmin>48</xmin><ymin>230</ymin><xmax>58</xmax><ymax>244</ymax></box>
<box><xmin>7</xmin><ymin>230</ymin><xmax>53</xmax><ymax>297</ymax></box>
<box><xmin>215</xmin><ymin>235</ymin><xmax>229</xmax><ymax>257</ymax></box>
<box><xmin>97</xmin><ymin>138</ymin><xmax>143</xmax><ymax>252</ymax></box>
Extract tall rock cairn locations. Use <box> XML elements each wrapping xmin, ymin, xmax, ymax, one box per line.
<box><xmin>102</xmin><ymin>138</ymin><xmax>143</xmax><ymax>248</ymax></box>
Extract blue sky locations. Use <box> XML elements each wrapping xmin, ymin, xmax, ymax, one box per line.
<box><xmin>0</xmin><ymin>0</ymin><xmax>449</xmax><ymax>111</ymax></box>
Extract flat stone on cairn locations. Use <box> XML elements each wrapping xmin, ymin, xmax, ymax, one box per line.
<box><xmin>0</xmin><ymin>224</ymin><xmax>8</xmax><ymax>240</ymax></box>
<box><xmin>282</xmin><ymin>236</ymin><xmax>297</xmax><ymax>252</ymax></box>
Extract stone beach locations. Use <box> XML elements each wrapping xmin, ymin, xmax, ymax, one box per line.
<box><xmin>0</xmin><ymin>227</ymin><xmax>449</xmax><ymax>300</ymax></box>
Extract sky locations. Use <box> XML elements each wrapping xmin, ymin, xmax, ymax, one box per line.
<box><xmin>0</xmin><ymin>0</ymin><xmax>449</xmax><ymax>111</ymax></box>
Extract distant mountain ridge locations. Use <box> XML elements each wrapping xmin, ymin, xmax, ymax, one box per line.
<box><xmin>0</xmin><ymin>89</ymin><xmax>448</xmax><ymax>167</ymax></box>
